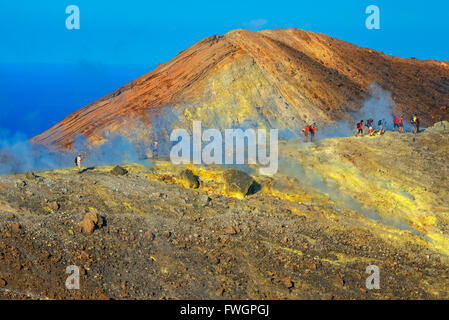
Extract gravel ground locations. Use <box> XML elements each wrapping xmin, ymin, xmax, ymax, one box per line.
<box><xmin>1</xmin><ymin>129</ymin><xmax>448</xmax><ymax>300</ymax></box>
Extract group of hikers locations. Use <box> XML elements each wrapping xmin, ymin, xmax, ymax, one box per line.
<box><xmin>356</xmin><ymin>114</ymin><xmax>421</xmax><ymax>136</ymax></box>
<box><xmin>357</xmin><ymin>118</ymin><xmax>388</xmax><ymax>136</ymax></box>
<box><xmin>301</xmin><ymin>113</ymin><xmax>422</xmax><ymax>142</ymax></box>
<box><xmin>302</xmin><ymin>123</ymin><xmax>318</xmax><ymax>142</ymax></box>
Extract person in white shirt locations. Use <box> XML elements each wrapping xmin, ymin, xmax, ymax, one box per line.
<box><xmin>75</xmin><ymin>154</ymin><xmax>85</xmax><ymax>174</ymax></box>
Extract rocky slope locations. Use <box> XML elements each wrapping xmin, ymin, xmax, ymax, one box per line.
<box><xmin>2</xmin><ymin>123</ymin><xmax>449</xmax><ymax>299</ymax></box>
<box><xmin>32</xmin><ymin>28</ymin><xmax>449</xmax><ymax>149</ymax></box>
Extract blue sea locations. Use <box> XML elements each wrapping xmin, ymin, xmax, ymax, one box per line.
<box><xmin>0</xmin><ymin>62</ymin><xmax>154</xmax><ymax>139</ymax></box>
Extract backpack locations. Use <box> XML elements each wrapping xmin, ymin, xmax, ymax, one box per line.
<box><xmin>378</xmin><ymin>120</ymin><xmax>382</xmax><ymax>126</ymax></box>
<box><xmin>74</xmin><ymin>157</ymin><xmax>78</xmax><ymax>165</ymax></box>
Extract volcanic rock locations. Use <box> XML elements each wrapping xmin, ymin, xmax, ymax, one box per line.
<box><xmin>145</xmin><ymin>231</ymin><xmax>155</xmax><ymax>241</ymax></box>
<box><xmin>49</xmin><ymin>201</ymin><xmax>60</xmax><ymax>211</ymax></box>
<box><xmin>15</xmin><ymin>180</ymin><xmax>26</xmax><ymax>188</ymax></box>
<box><xmin>110</xmin><ymin>165</ymin><xmax>128</xmax><ymax>176</ymax></box>
<box><xmin>425</xmin><ymin>120</ymin><xmax>449</xmax><ymax>134</ymax></box>
<box><xmin>178</xmin><ymin>169</ymin><xmax>199</xmax><ymax>189</ymax></box>
<box><xmin>79</xmin><ymin>212</ymin><xmax>104</xmax><ymax>234</ymax></box>
<box><xmin>200</xmin><ymin>194</ymin><xmax>212</xmax><ymax>205</ymax></box>
<box><xmin>223</xmin><ymin>168</ymin><xmax>255</xmax><ymax>198</ymax></box>
<box><xmin>11</xmin><ymin>223</ymin><xmax>22</xmax><ymax>234</ymax></box>
<box><xmin>282</xmin><ymin>278</ymin><xmax>294</xmax><ymax>289</ymax></box>
<box><xmin>224</xmin><ymin>226</ymin><xmax>237</xmax><ymax>235</ymax></box>
<box><xmin>26</xmin><ymin>172</ymin><xmax>37</xmax><ymax>180</ymax></box>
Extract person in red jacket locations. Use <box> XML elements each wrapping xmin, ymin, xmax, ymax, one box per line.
<box><xmin>357</xmin><ymin>120</ymin><xmax>364</xmax><ymax>136</ymax></box>
<box><xmin>393</xmin><ymin>116</ymin><xmax>399</xmax><ymax>132</ymax></box>
<box><xmin>399</xmin><ymin>116</ymin><xmax>405</xmax><ymax>133</ymax></box>
<box><xmin>302</xmin><ymin>125</ymin><xmax>309</xmax><ymax>142</ymax></box>
<box><xmin>309</xmin><ymin>123</ymin><xmax>317</xmax><ymax>142</ymax></box>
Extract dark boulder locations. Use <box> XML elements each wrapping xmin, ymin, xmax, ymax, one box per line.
<box><xmin>223</xmin><ymin>168</ymin><xmax>256</xmax><ymax>198</ymax></box>
<box><xmin>111</xmin><ymin>165</ymin><xmax>128</xmax><ymax>176</ymax></box>
<box><xmin>178</xmin><ymin>169</ymin><xmax>200</xmax><ymax>189</ymax></box>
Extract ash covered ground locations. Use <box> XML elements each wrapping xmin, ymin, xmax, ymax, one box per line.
<box><xmin>1</xmin><ymin>122</ymin><xmax>449</xmax><ymax>300</ymax></box>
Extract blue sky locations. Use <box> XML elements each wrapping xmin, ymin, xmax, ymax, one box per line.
<box><xmin>1</xmin><ymin>0</ymin><xmax>448</xmax><ymax>137</ymax></box>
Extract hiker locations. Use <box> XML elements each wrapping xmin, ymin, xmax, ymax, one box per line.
<box><xmin>312</xmin><ymin>122</ymin><xmax>318</xmax><ymax>135</ymax></box>
<box><xmin>75</xmin><ymin>153</ymin><xmax>86</xmax><ymax>174</ymax></box>
<box><xmin>393</xmin><ymin>116</ymin><xmax>400</xmax><ymax>132</ymax></box>
<box><xmin>378</xmin><ymin>119</ymin><xmax>386</xmax><ymax>135</ymax></box>
<box><xmin>152</xmin><ymin>141</ymin><xmax>159</xmax><ymax>158</ymax></box>
<box><xmin>302</xmin><ymin>125</ymin><xmax>309</xmax><ymax>142</ymax></box>
<box><xmin>309</xmin><ymin>123</ymin><xmax>317</xmax><ymax>142</ymax></box>
<box><xmin>416</xmin><ymin>114</ymin><xmax>421</xmax><ymax>133</ymax></box>
<box><xmin>399</xmin><ymin>116</ymin><xmax>405</xmax><ymax>133</ymax></box>
<box><xmin>411</xmin><ymin>114</ymin><xmax>420</xmax><ymax>133</ymax></box>
<box><xmin>357</xmin><ymin>120</ymin><xmax>364</xmax><ymax>136</ymax></box>
<box><xmin>365</xmin><ymin>119</ymin><xmax>374</xmax><ymax>136</ymax></box>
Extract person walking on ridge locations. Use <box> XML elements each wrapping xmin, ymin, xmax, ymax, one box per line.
<box><xmin>399</xmin><ymin>116</ymin><xmax>405</xmax><ymax>133</ymax></box>
<box><xmin>411</xmin><ymin>113</ymin><xmax>421</xmax><ymax>133</ymax></box>
<box><xmin>75</xmin><ymin>153</ymin><xmax>86</xmax><ymax>174</ymax></box>
<box><xmin>378</xmin><ymin>119</ymin><xmax>386</xmax><ymax>135</ymax></box>
<box><xmin>393</xmin><ymin>116</ymin><xmax>399</xmax><ymax>132</ymax></box>
<box><xmin>309</xmin><ymin>123</ymin><xmax>317</xmax><ymax>142</ymax></box>
<box><xmin>357</xmin><ymin>120</ymin><xmax>364</xmax><ymax>136</ymax></box>
<box><xmin>302</xmin><ymin>125</ymin><xmax>309</xmax><ymax>142</ymax></box>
